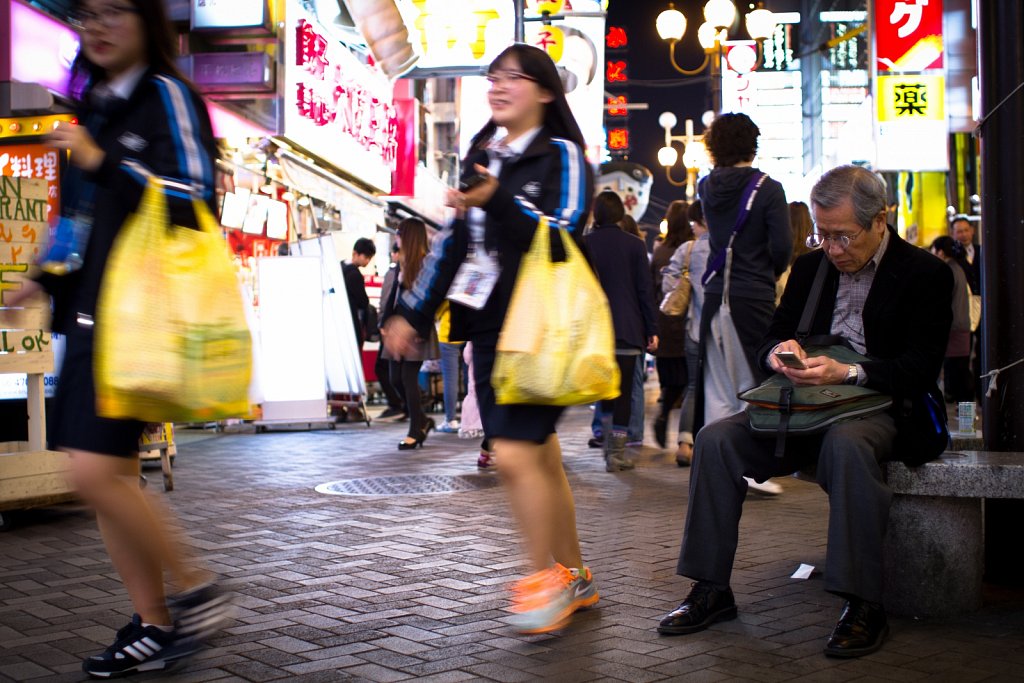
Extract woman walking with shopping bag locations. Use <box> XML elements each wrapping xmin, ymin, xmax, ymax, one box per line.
<box><xmin>7</xmin><ymin>0</ymin><xmax>232</xmax><ymax>676</ymax></box>
<box><xmin>383</xmin><ymin>44</ymin><xmax>597</xmax><ymax>635</ymax></box>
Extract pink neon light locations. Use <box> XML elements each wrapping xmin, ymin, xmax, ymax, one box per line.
<box><xmin>9</xmin><ymin>1</ymin><xmax>80</xmax><ymax>96</ymax></box>
<box><xmin>209</xmin><ymin>103</ymin><xmax>273</xmax><ymax>139</ymax></box>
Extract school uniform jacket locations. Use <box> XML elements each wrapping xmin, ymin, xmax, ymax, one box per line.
<box><xmin>36</xmin><ymin>69</ymin><xmax>217</xmax><ymax>335</ymax></box>
<box><xmin>397</xmin><ymin>128</ymin><xmax>593</xmax><ymax>345</ymax></box>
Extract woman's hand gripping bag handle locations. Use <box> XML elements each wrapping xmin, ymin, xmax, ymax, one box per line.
<box><xmin>492</xmin><ymin>216</ymin><xmax>620</xmax><ymax>406</ymax></box>
<box><xmin>94</xmin><ymin>179</ymin><xmax>253</xmax><ymax>422</ymax></box>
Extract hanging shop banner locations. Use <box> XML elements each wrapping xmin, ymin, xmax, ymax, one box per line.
<box><xmin>876</xmin><ymin>74</ymin><xmax>948</xmax><ymax>171</ymax></box>
<box><xmin>284</xmin><ymin>0</ymin><xmax>399</xmax><ymax>193</ymax></box>
<box><xmin>396</xmin><ymin>0</ymin><xmax>515</xmax><ymax>72</ymax></box>
<box><xmin>875</xmin><ymin>0</ymin><xmax>943</xmax><ymax>72</ymax></box>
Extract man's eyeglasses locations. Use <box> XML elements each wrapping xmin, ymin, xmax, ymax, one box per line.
<box><xmin>806</xmin><ymin>229</ymin><xmax>866</xmax><ymax>251</ymax></box>
<box><xmin>485</xmin><ymin>70</ymin><xmax>537</xmax><ymax>87</ymax></box>
<box><xmin>69</xmin><ymin>5</ymin><xmax>139</xmax><ymax>30</ymax></box>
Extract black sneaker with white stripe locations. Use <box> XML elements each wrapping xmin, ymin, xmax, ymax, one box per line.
<box><xmin>168</xmin><ymin>581</ymin><xmax>234</xmax><ymax>650</ymax></box>
<box><xmin>82</xmin><ymin>614</ymin><xmax>177</xmax><ymax>678</ymax></box>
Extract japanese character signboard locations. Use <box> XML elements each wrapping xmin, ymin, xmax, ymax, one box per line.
<box><xmin>876</xmin><ymin>75</ymin><xmax>948</xmax><ymax>170</ymax></box>
<box><xmin>875</xmin><ymin>0</ymin><xmax>944</xmax><ymax>72</ymax></box>
<box><xmin>284</xmin><ymin>1</ymin><xmax>399</xmax><ymax>193</ymax></box>
<box><xmin>0</xmin><ymin>177</ymin><xmax>54</xmax><ymax>358</ymax></box>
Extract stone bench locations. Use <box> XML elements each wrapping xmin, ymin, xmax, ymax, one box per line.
<box><xmin>881</xmin><ymin>450</ymin><xmax>1024</xmax><ymax>617</ymax></box>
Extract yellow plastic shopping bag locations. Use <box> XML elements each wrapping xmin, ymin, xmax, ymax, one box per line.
<box><xmin>95</xmin><ymin>180</ymin><xmax>253</xmax><ymax>422</ymax></box>
<box><xmin>492</xmin><ymin>216</ymin><xmax>619</xmax><ymax>406</ymax></box>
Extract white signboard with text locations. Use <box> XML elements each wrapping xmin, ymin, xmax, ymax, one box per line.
<box><xmin>284</xmin><ymin>0</ymin><xmax>398</xmax><ymax>193</ymax></box>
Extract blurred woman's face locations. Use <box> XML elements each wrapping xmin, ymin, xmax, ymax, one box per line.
<box><xmin>486</xmin><ymin>56</ymin><xmax>552</xmax><ymax>131</ymax></box>
<box><xmin>75</xmin><ymin>1</ymin><xmax>146</xmax><ymax>77</ymax></box>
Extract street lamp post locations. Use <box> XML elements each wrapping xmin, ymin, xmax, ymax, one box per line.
<box><xmin>658</xmin><ymin>112</ymin><xmax>708</xmax><ymax>199</ymax></box>
<box><xmin>655</xmin><ymin>1</ymin><xmax>776</xmax><ymax>114</ymax></box>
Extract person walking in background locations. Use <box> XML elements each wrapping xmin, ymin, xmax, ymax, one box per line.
<box><xmin>931</xmin><ymin>236</ymin><xmax>973</xmax><ymax>404</ymax></box>
<box><xmin>652</xmin><ymin>205</ymin><xmax>695</xmax><ymax>460</ymax></box>
<box><xmin>375</xmin><ymin>244</ymin><xmax>406</xmax><ymax>419</ymax></box>
<box><xmin>9</xmin><ymin>0</ymin><xmax>232</xmax><ymax>676</ymax></box>
<box><xmin>590</xmin><ymin>211</ymin><xmax>647</xmax><ymax>448</ymax></box>
<box><xmin>586</xmin><ymin>191</ymin><xmax>659</xmax><ymax>471</ymax></box>
<box><xmin>435</xmin><ymin>302</ymin><xmax>465</xmax><ymax>434</ymax></box>
<box><xmin>379</xmin><ymin>219</ymin><xmax>438</xmax><ymax>450</ymax></box>
<box><xmin>951</xmin><ymin>214</ymin><xmax>982</xmax><ymax>401</ymax></box>
<box><xmin>382</xmin><ymin>44</ymin><xmax>597</xmax><ymax>635</ymax></box>
<box><xmin>342</xmin><ymin>237</ymin><xmax>376</xmax><ymax>351</ymax></box>
<box><xmin>660</xmin><ymin>200</ymin><xmax>710</xmax><ymax>467</ymax></box>
<box><xmin>776</xmin><ymin>202</ymin><xmax>813</xmax><ymax>302</ymax></box>
<box><xmin>696</xmin><ymin>113</ymin><xmax>791</xmax><ymax>496</ymax></box>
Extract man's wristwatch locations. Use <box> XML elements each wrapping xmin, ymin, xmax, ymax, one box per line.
<box><xmin>844</xmin><ymin>364</ymin><xmax>859</xmax><ymax>385</ymax></box>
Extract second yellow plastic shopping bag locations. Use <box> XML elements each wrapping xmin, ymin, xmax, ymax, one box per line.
<box><xmin>95</xmin><ymin>180</ymin><xmax>253</xmax><ymax>422</ymax></box>
<box><xmin>492</xmin><ymin>216</ymin><xmax>619</xmax><ymax>406</ymax></box>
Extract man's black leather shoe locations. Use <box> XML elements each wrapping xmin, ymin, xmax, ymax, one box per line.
<box><xmin>657</xmin><ymin>581</ymin><xmax>737</xmax><ymax>635</ymax></box>
<box><xmin>824</xmin><ymin>599</ymin><xmax>889</xmax><ymax>658</ymax></box>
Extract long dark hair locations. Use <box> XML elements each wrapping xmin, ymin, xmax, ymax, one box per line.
<box><xmin>398</xmin><ymin>219</ymin><xmax>428</xmax><ymax>290</ymax></box>
<box><xmin>468</xmin><ymin>43</ymin><xmax>586</xmax><ymax>152</ymax></box>
<box><xmin>662</xmin><ymin>200</ymin><xmax>692</xmax><ymax>250</ymax></box>
<box><xmin>69</xmin><ymin>0</ymin><xmax>190</xmax><ymax>98</ymax></box>
<box><xmin>788</xmin><ymin>201</ymin><xmax>813</xmax><ymax>264</ymax></box>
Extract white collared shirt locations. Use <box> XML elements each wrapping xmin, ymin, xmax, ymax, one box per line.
<box><xmin>93</xmin><ymin>63</ymin><xmax>148</xmax><ymax>101</ymax></box>
<box><xmin>466</xmin><ymin>126</ymin><xmax>543</xmax><ymax>248</ymax></box>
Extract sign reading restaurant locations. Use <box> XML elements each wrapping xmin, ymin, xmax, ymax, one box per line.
<box><xmin>283</xmin><ymin>0</ymin><xmax>399</xmax><ymax>193</ymax></box>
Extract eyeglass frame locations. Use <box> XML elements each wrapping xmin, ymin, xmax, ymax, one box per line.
<box><xmin>805</xmin><ymin>226</ymin><xmax>867</xmax><ymax>251</ymax></box>
<box><xmin>485</xmin><ymin>70</ymin><xmax>538</xmax><ymax>87</ymax></box>
<box><xmin>69</xmin><ymin>4</ymin><xmax>139</xmax><ymax>30</ymax></box>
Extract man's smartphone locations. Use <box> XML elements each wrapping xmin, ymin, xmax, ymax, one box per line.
<box><xmin>459</xmin><ymin>173</ymin><xmax>488</xmax><ymax>192</ymax></box>
<box><xmin>774</xmin><ymin>351</ymin><xmax>807</xmax><ymax>370</ymax></box>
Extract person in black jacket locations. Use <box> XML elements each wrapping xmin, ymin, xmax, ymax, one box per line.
<box><xmin>342</xmin><ymin>237</ymin><xmax>376</xmax><ymax>350</ymax></box>
<box><xmin>585</xmin><ymin>191</ymin><xmax>657</xmax><ymax>471</ymax></box>
<box><xmin>382</xmin><ymin>44</ymin><xmax>595</xmax><ymax>635</ymax></box>
<box><xmin>658</xmin><ymin>165</ymin><xmax>953</xmax><ymax>660</ymax></box>
<box><xmin>9</xmin><ymin>1</ymin><xmax>229</xmax><ymax>676</ymax></box>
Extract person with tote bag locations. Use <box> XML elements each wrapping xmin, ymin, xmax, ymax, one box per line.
<box><xmin>694</xmin><ymin>113</ymin><xmax>791</xmax><ymax>495</ymax></box>
<box><xmin>382</xmin><ymin>44</ymin><xmax>597</xmax><ymax>636</ymax></box>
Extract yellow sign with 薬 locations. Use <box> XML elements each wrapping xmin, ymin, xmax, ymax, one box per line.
<box><xmin>877</xmin><ymin>74</ymin><xmax>945</xmax><ymax>122</ymax></box>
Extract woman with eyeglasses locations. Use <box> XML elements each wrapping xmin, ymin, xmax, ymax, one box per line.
<box><xmin>5</xmin><ymin>0</ymin><xmax>229</xmax><ymax>677</ymax></box>
<box><xmin>383</xmin><ymin>44</ymin><xmax>595</xmax><ymax>635</ymax></box>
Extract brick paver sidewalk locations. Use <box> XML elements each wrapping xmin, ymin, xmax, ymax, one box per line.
<box><xmin>1</xmin><ymin>392</ymin><xmax>1022</xmax><ymax>682</ymax></box>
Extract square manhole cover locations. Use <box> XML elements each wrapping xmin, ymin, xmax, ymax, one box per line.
<box><xmin>316</xmin><ymin>474</ymin><xmax>500</xmax><ymax>496</ymax></box>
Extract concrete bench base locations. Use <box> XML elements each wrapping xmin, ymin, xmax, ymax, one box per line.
<box><xmin>882</xmin><ymin>494</ymin><xmax>983</xmax><ymax>617</ymax></box>
<box><xmin>881</xmin><ymin>451</ymin><xmax>1024</xmax><ymax>618</ymax></box>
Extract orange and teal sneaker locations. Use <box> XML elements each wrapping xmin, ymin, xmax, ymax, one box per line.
<box><xmin>507</xmin><ymin>564</ymin><xmax>598</xmax><ymax>634</ymax></box>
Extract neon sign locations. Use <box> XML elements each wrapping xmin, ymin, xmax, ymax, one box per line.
<box><xmin>285</xmin><ymin>4</ymin><xmax>398</xmax><ymax>192</ymax></box>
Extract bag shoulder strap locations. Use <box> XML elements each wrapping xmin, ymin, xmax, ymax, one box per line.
<box><xmin>701</xmin><ymin>172</ymin><xmax>768</xmax><ymax>287</ymax></box>
<box><xmin>682</xmin><ymin>240</ymin><xmax>694</xmax><ymax>271</ymax></box>
<box><xmin>796</xmin><ymin>255</ymin><xmax>831</xmax><ymax>343</ymax></box>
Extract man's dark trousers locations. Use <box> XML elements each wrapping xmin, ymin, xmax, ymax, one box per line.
<box><xmin>677</xmin><ymin>411</ymin><xmax>896</xmax><ymax>603</ymax></box>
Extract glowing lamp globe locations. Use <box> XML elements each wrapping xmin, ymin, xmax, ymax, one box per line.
<box><xmin>658</xmin><ymin>111</ymin><xmax>678</xmax><ymax>130</ymax></box>
<box><xmin>703</xmin><ymin>0</ymin><xmax>737</xmax><ymax>30</ymax></box>
<box><xmin>697</xmin><ymin>22</ymin><xmax>727</xmax><ymax>50</ymax></box>
<box><xmin>656</xmin><ymin>6</ymin><xmax>687</xmax><ymax>41</ymax></box>
<box><xmin>745</xmin><ymin>7</ymin><xmax>776</xmax><ymax>41</ymax></box>
<box><xmin>658</xmin><ymin>146</ymin><xmax>679</xmax><ymax>167</ymax></box>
